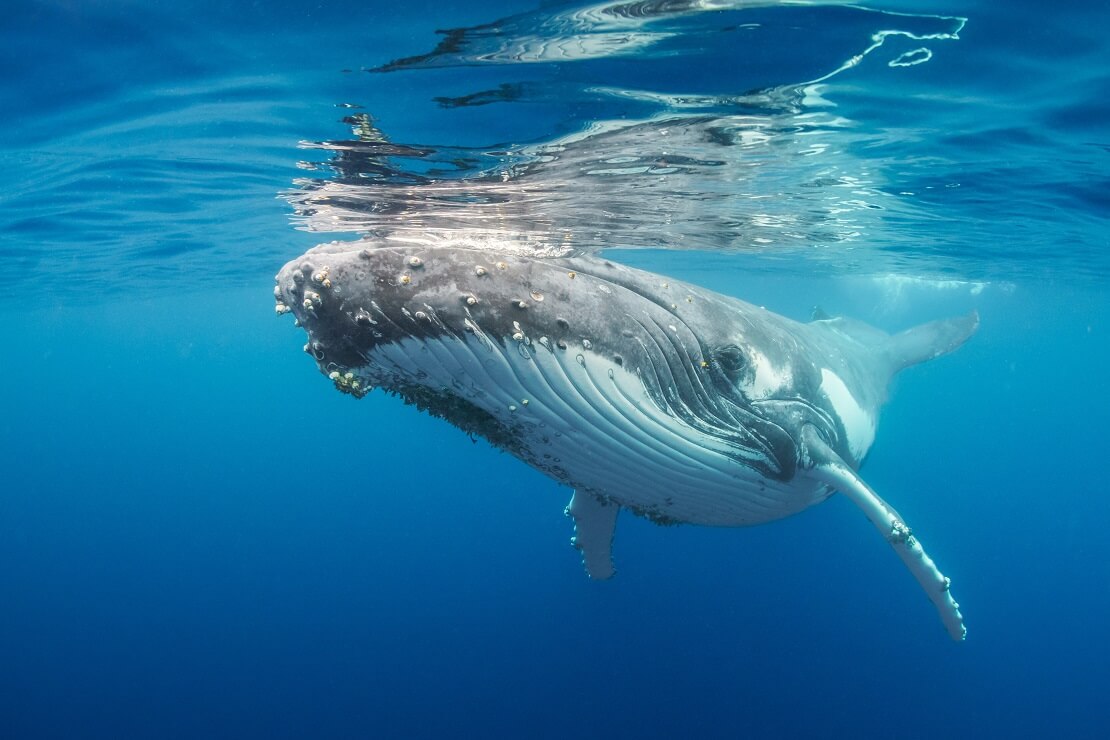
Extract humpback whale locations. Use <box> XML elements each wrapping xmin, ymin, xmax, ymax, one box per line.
<box><xmin>274</xmin><ymin>242</ymin><xmax>976</xmax><ymax>640</ymax></box>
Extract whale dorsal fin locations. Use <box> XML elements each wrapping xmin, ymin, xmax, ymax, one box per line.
<box><xmin>811</xmin><ymin>305</ymin><xmax>832</xmax><ymax>321</ymax></box>
<box><xmin>800</xmin><ymin>425</ymin><xmax>966</xmax><ymax>641</ymax></box>
<box><xmin>885</xmin><ymin>311</ymin><xmax>979</xmax><ymax>373</ymax></box>
<box><xmin>565</xmin><ymin>491</ymin><xmax>619</xmax><ymax>580</ymax></box>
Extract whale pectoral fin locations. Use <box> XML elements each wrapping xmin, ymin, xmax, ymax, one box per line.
<box><xmin>801</xmin><ymin>426</ymin><xmax>966</xmax><ymax>641</ymax></box>
<box><xmin>565</xmin><ymin>491</ymin><xmax>619</xmax><ymax>580</ymax></box>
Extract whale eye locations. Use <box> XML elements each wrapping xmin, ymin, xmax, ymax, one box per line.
<box><xmin>712</xmin><ymin>345</ymin><xmax>748</xmax><ymax>383</ymax></box>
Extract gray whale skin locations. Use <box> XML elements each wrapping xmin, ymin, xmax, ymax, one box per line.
<box><xmin>275</xmin><ymin>242</ymin><xmax>976</xmax><ymax>641</ymax></box>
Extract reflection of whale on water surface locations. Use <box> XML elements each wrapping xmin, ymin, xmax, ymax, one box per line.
<box><xmin>275</xmin><ymin>242</ymin><xmax>976</xmax><ymax>640</ymax></box>
<box><xmin>286</xmin><ymin>2</ymin><xmax>970</xmax><ymax>274</ymax></box>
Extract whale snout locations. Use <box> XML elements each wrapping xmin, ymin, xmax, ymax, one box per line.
<box><xmin>273</xmin><ymin>244</ymin><xmax>397</xmax><ymax>386</ymax></box>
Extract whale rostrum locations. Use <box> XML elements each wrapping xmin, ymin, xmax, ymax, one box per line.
<box><xmin>275</xmin><ymin>242</ymin><xmax>977</xmax><ymax>640</ymax></box>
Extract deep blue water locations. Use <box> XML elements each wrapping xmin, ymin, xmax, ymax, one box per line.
<box><xmin>1</xmin><ymin>1</ymin><xmax>1108</xmax><ymax>738</ymax></box>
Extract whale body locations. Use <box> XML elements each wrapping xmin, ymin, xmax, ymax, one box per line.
<box><xmin>274</xmin><ymin>242</ymin><xmax>976</xmax><ymax>640</ymax></box>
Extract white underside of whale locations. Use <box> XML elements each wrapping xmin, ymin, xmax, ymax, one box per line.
<box><xmin>362</xmin><ymin>330</ymin><xmax>828</xmax><ymax>527</ymax></box>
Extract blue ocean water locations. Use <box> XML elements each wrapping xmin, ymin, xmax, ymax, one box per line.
<box><xmin>1</xmin><ymin>0</ymin><xmax>1107</xmax><ymax>737</ymax></box>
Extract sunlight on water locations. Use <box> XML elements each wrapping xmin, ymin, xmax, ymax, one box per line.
<box><xmin>288</xmin><ymin>101</ymin><xmax>887</xmax><ymax>259</ymax></box>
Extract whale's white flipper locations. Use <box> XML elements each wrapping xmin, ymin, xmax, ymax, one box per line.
<box><xmin>566</xmin><ymin>491</ymin><xmax>619</xmax><ymax>580</ymax></box>
<box><xmin>801</xmin><ymin>426</ymin><xmax>966</xmax><ymax>641</ymax></box>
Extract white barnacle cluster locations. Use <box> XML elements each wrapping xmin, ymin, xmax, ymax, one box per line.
<box><xmin>312</xmin><ymin>265</ymin><xmax>332</xmax><ymax>289</ymax></box>
<box><xmin>273</xmin><ymin>283</ymin><xmax>292</xmax><ymax>315</ymax></box>
<box><xmin>889</xmin><ymin>520</ymin><xmax>912</xmax><ymax>544</ymax></box>
<box><xmin>327</xmin><ymin>369</ymin><xmax>365</xmax><ymax>397</ymax></box>
<box><xmin>302</xmin><ymin>290</ymin><xmax>322</xmax><ymax>310</ymax></box>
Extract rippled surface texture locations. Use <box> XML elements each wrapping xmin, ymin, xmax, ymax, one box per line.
<box><xmin>1</xmin><ymin>1</ymin><xmax>1108</xmax><ymax>738</ymax></box>
<box><xmin>3</xmin><ymin>0</ymin><xmax>1106</xmax><ymax>295</ymax></box>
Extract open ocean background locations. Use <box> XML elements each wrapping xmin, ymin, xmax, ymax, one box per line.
<box><xmin>1</xmin><ymin>1</ymin><xmax>1107</xmax><ymax>737</ymax></box>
